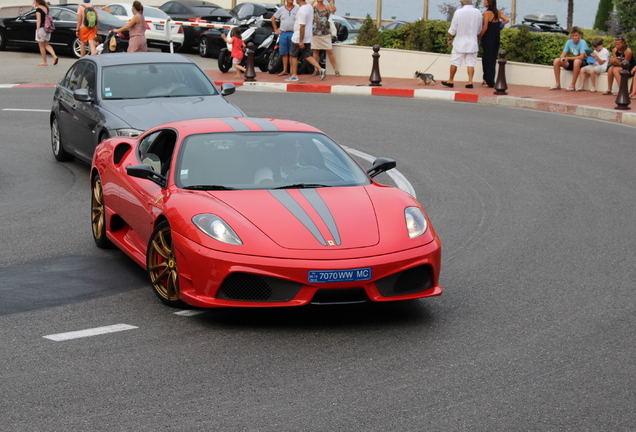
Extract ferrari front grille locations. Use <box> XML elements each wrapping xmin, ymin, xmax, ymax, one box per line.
<box><xmin>217</xmin><ymin>273</ymin><xmax>301</xmax><ymax>302</ymax></box>
<box><xmin>375</xmin><ymin>265</ymin><xmax>433</xmax><ymax>297</ymax></box>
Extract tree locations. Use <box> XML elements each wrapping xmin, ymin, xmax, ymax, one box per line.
<box><xmin>559</xmin><ymin>0</ymin><xmax>574</xmax><ymax>31</ymax></box>
<box><xmin>594</xmin><ymin>0</ymin><xmax>614</xmax><ymax>31</ymax></box>
<box><xmin>615</xmin><ymin>0</ymin><xmax>636</xmax><ymax>33</ymax></box>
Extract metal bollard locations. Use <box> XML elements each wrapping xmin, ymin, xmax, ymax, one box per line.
<box><xmin>244</xmin><ymin>42</ymin><xmax>256</xmax><ymax>82</ymax></box>
<box><xmin>615</xmin><ymin>60</ymin><xmax>631</xmax><ymax>110</ymax></box>
<box><xmin>369</xmin><ymin>45</ymin><xmax>382</xmax><ymax>87</ymax></box>
<box><xmin>494</xmin><ymin>50</ymin><xmax>508</xmax><ymax>95</ymax></box>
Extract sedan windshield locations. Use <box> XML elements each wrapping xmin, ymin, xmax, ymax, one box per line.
<box><xmin>175</xmin><ymin>132</ymin><xmax>371</xmax><ymax>190</ymax></box>
<box><xmin>102</xmin><ymin>63</ymin><xmax>219</xmax><ymax>99</ymax></box>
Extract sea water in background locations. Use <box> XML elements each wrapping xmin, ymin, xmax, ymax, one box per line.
<box><xmin>336</xmin><ymin>0</ymin><xmax>598</xmax><ymax>29</ymax></box>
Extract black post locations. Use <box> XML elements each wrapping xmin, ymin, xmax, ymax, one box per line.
<box><xmin>494</xmin><ymin>50</ymin><xmax>508</xmax><ymax>95</ymax></box>
<box><xmin>369</xmin><ymin>45</ymin><xmax>382</xmax><ymax>87</ymax></box>
<box><xmin>244</xmin><ymin>42</ymin><xmax>256</xmax><ymax>82</ymax></box>
<box><xmin>615</xmin><ymin>60</ymin><xmax>631</xmax><ymax>110</ymax></box>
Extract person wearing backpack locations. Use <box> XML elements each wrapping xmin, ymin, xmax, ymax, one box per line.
<box><xmin>76</xmin><ymin>0</ymin><xmax>99</xmax><ymax>56</ymax></box>
<box><xmin>34</xmin><ymin>0</ymin><xmax>58</xmax><ymax>66</ymax></box>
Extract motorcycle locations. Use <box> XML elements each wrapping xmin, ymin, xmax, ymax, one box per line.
<box><xmin>218</xmin><ymin>19</ymin><xmax>277</xmax><ymax>73</ymax></box>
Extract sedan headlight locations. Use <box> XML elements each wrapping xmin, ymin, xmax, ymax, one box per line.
<box><xmin>405</xmin><ymin>207</ymin><xmax>427</xmax><ymax>239</ymax></box>
<box><xmin>115</xmin><ymin>128</ymin><xmax>143</xmax><ymax>137</ymax></box>
<box><xmin>192</xmin><ymin>214</ymin><xmax>242</xmax><ymax>245</ymax></box>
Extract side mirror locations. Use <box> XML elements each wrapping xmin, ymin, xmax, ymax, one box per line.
<box><xmin>220</xmin><ymin>83</ymin><xmax>236</xmax><ymax>96</ymax></box>
<box><xmin>367</xmin><ymin>157</ymin><xmax>396</xmax><ymax>178</ymax></box>
<box><xmin>73</xmin><ymin>88</ymin><xmax>93</xmax><ymax>103</ymax></box>
<box><xmin>126</xmin><ymin>164</ymin><xmax>167</xmax><ymax>188</ymax></box>
<box><xmin>337</xmin><ymin>23</ymin><xmax>349</xmax><ymax>42</ymax></box>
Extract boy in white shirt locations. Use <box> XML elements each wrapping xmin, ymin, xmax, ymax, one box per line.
<box><xmin>576</xmin><ymin>37</ymin><xmax>609</xmax><ymax>92</ymax></box>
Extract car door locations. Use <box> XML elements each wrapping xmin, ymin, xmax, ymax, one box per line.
<box><xmin>73</xmin><ymin>62</ymin><xmax>103</xmax><ymax>159</ymax></box>
<box><xmin>49</xmin><ymin>8</ymin><xmax>77</xmax><ymax>47</ymax></box>
<box><xmin>9</xmin><ymin>10</ymin><xmax>37</xmax><ymax>44</ymax></box>
<box><xmin>56</xmin><ymin>61</ymin><xmax>87</xmax><ymax>155</ymax></box>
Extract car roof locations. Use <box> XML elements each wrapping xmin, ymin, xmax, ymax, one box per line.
<box><xmin>177</xmin><ymin>0</ymin><xmax>223</xmax><ymax>6</ymax></box>
<box><xmin>81</xmin><ymin>52</ymin><xmax>196</xmax><ymax>67</ymax></box>
<box><xmin>149</xmin><ymin>117</ymin><xmax>322</xmax><ymax>134</ymax></box>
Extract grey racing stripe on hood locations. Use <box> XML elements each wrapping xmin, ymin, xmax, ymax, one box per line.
<box><xmin>300</xmin><ymin>189</ymin><xmax>341</xmax><ymax>245</ymax></box>
<box><xmin>270</xmin><ymin>190</ymin><xmax>327</xmax><ymax>246</ymax></box>
<box><xmin>248</xmin><ymin>118</ymin><xmax>280</xmax><ymax>131</ymax></box>
<box><xmin>221</xmin><ymin>118</ymin><xmax>251</xmax><ymax>131</ymax></box>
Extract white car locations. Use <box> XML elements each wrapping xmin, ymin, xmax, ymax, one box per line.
<box><xmin>104</xmin><ymin>3</ymin><xmax>184</xmax><ymax>52</ymax></box>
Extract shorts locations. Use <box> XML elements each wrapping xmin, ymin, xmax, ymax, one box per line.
<box><xmin>563</xmin><ymin>59</ymin><xmax>587</xmax><ymax>71</ymax></box>
<box><xmin>35</xmin><ymin>27</ymin><xmax>51</xmax><ymax>42</ymax></box>
<box><xmin>583</xmin><ymin>64</ymin><xmax>606</xmax><ymax>75</ymax></box>
<box><xmin>279</xmin><ymin>31</ymin><xmax>293</xmax><ymax>55</ymax></box>
<box><xmin>232</xmin><ymin>57</ymin><xmax>242</xmax><ymax>65</ymax></box>
<box><xmin>312</xmin><ymin>34</ymin><xmax>332</xmax><ymax>50</ymax></box>
<box><xmin>79</xmin><ymin>26</ymin><xmax>97</xmax><ymax>43</ymax></box>
<box><xmin>450</xmin><ymin>51</ymin><xmax>478</xmax><ymax>67</ymax></box>
<box><xmin>290</xmin><ymin>42</ymin><xmax>312</xmax><ymax>59</ymax></box>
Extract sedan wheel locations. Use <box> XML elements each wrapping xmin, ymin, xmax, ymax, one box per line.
<box><xmin>51</xmin><ymin>117</ymin><xmax>73</xmax><ymax>162</ymax></box>
<box><xmin>0</xmin><ymin>29</ymin><xmax>6</xmax><ymax>51</ymax></box>
<box><xmin>72</xmin><ymin>36</ymin><xmax>83</xmax><ymax>58</ymax></box>
<box><xmin>147</xmin><ymin>221</ymin><xmax>187</xmax><ymax>307</ymax></box>
<box><xmin>199</xmin><ymin>37</ymin><xmax>211</xmax><ymax>58</ymax></box>
<box><xmin>91</xmin><ymin>175</ymin><xmax>112</xmax><ymax>248</ymax></box>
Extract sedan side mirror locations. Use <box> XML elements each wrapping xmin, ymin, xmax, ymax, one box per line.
<box><xmin>126</xmin><ymin>164</ymin><xmax>167</xmax><ymax>188</ymax></box>
<box><xmin>367</xmin><ymin>157</ymin><xmax>396</xmax><ymax>178</ymax></box>
<box><xmin>73</xmin><ymin>88</ymin><xmax>93</xmax><ymax>103</ymax></box>
<box><xmin>220</xmin><ymin>83</ymin><xmax>236</xmax><ymax>96</ymax></box>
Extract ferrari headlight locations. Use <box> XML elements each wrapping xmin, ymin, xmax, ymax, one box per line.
<box><xmin>115</xmin><ymin>128</ymin><xmax>143</xmax><ymax>137</ymax></box>
<box><xmin>192</xmin><ymin>214</ymin><xmax>243</xmax><ymax>245</ymax></box>
<box><xmin>405</xmin><ymin>207</ymin><xmax>427</xmax><ymax>239</ymax></box>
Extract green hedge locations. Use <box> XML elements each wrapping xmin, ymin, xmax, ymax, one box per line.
<box><xmin>357</xmin><ymin>19</ymin><xmax>636</xmax><ymax>67</ymax></box>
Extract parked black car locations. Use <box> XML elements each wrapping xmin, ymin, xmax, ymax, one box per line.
<box><xmin>198</xmin><ymin>2</ymin><xmax>276</xmax><ymax>58</ymax></box>
<box><xmin>159</xmin><ymin>0</ymin><xmax>232</xmax><ymax>50</ymax></box>
<box><xmin>511</xmin><ymin>13</ymin><xmax>569</xmax><ymax>35</ymax></box>
<box><xmin>50</xmin><ymin>52</ymin><xmax>243</xmax><ymax>164</ymax></box>
<box><xmin>0</xmin><ymin>5</ymin><xmax>128</xmax><ymax>58</ymax></box>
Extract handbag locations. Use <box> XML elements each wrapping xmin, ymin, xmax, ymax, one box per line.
<box><xmin>328</xmin><ymin>16</ymin><xmax>337</xmax><ymax>38</ymax></box>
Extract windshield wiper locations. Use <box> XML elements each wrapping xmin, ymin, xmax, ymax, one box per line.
<box><xmin>183</xmin><ymin>185</ymin><xmax>237</xmax><ymax>190</ymax></box>
<box><xmin>273</xmin><ymin>183</ymin><xmax>331</xmax><ymax>189</ymax></box>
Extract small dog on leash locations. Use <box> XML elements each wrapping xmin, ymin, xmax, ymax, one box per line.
<box><xmin>414</xmin><ymin>71</ymin><xmax>436</xmax><ymax>85</ymax></box>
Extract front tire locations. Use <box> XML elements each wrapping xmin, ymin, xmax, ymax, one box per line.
<box><xmin>51</xmin><ymin>116</ymin><xmax>74</xmax><ymax>162</ymax></box>
<box><xmin>198</xmin><ymin>36</ymin><xmax>211</xmax><ymax>58</ymax></box>
<box><xmin>147</xmin><ymin>221</ymin><xmax>187</xmax><ymax>308</ymax></box>
<box><xmin>268</xmin><ymin>50</ymin><xmax>282</xmax><ymax>74</ymax></box>
<box><xmin>91</xmin><ymin>174</ymin><xmax>113</xmax><ymax>248</ymax></box>
<box><xmin>218</xmin><ymin>48</ymin><xmax>232</xmax><ymax>73</ymax></box>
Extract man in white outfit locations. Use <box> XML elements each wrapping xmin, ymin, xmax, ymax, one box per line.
<box><xmin>441</xmin><ymin>0</ymin><xmax>483</xmax><ymax>89</ymax></box>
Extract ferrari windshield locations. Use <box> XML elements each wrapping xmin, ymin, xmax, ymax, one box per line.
<box><xmin>176</xmin><ymin>132</ymin><xmax>371</xmax><ymax>190</ymax></box>
<box><xmin>102</xmin><ymin>63</ymin><xmax>219</xmax><ymax>99</ymax></box>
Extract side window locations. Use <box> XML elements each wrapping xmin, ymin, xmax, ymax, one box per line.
<box><xmin>159</xmin><ymin>2</ymin><xmax>172</xmax><ymax>13</ymax></box>
<box><xmin>139</xmin><ymin>130</ymin><xmax>177</xmax><ymax>176</ymax></box>
<box><xmin>78</xmin><ymin>63</ymin><xmax>97</xmax><ymax>99</ymax></box>
<box><xmin>64</xmin><ymin>63</ymin><xmax>87</xmax><ymax>92</ymax></box>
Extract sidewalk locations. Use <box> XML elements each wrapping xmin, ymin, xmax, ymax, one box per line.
<box><xmin>205</xmin><ymin>69</ymin><xmax>636</xmax><ymax>126</ymax></box>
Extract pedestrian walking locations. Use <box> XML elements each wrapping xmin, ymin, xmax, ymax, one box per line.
<box><xmin>285</xmin><ymin>0</ymin><xmax>325</xmax><ymax>82</ymax></box>
<box><xmin>271</xmin><ymin>0</ymin><xmax>298</xmax><ymax>76</ymax></box>
<box><xmin>111</xmin><ymin>1</ymin><xmax>147</xmax><ymax>52</ymax></box>
<box><xmin>34</xmin><ymin>0</ymin><xmax>58</xmax><ymax>66</ymax></box>
<box><xmin>76</xmin><ymin>0</ymin><xmax>99</xmax><ymax>56</ymax></box>
<box><xmin>221</xmin><ymin>27</ymin><xmax>246</xmax><ymax>78</ymax></box>
<box><xmin>309</xmin><ymin>0</ymin><xmax>340</xmax><ymax>77</ymax></box>
<box><xmin>441</xmin><ymin>0</ymin><xmax>482</xmax><ymax>89</ymax></box>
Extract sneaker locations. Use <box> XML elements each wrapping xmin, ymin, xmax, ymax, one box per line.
<box><xmin>284</xmin><ymin>76</ymin><xmax>299</xmax><ymax>82</ymax></box>
<box><xmin>319</xmin><ymin>68</ymin><xmax>326</xmax><ymax>80</ymax></box>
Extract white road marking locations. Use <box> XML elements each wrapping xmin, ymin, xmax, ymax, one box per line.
<box><xmin>343</xmin><ymin>146</ymin><xmax>417</xmax><ymax>198</ymax></box>
<box><xmin>43</xmin><ymin>324</ymin><xmax>138</xmax><ymax>341</ymax></box>
<box><xmin>174</xmin><ymin>310</ymin><xmax>207</xmax><ymax>316</ymax></box>
<box><xmin>2</xmin><ymin>108</ymin><xmax>50</xmax><ymax>112</ymax></box>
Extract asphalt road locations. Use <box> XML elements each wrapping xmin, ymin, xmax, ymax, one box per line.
<box><xmin>0</xmin><ymin>50</ymin><xmax>635</xmax><ymax>431</ymax></box>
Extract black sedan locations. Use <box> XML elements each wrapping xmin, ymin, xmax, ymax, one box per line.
<box><xmin>50</xmin><ymin>52</ymin><xmax>244</xmax><ymax>164</ymax></box>
<box><xmin>198</xmin><ymin>1</ymin><xmax>276</xmax><ymax>58</ymax></box>
<box><xmin>0</xmin><ymin>5</ymin><xmax>128</xmax><ymax>58</ymax></box>
<box><xmin>159</xmin><ymin>0</ymin><xmax>232</xmax><ymax>50</ymax></box>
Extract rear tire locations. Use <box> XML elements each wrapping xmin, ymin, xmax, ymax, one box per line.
<box><xmin>71</xmin><ymin>35</ymin><xmax>83</xmax><ymax>59</ymax></box>
<box><xmin>51</xmin><ymin>116</ymin><xmax>74</xmax><ymax>162</ymax></box>
<box><xmin>198</xmin><ymin>37</ymin><xmax>211</xmax><ymax>58</ymax></box>
<box><xmin>218</xmin><ymin>49</ymin><xmax>232</xmax><ymax>73</ymax></box>
<box><xmin>91</xmin><ymin>174</ymin><xmax>113</xmax><ymax>248</ymax></box>
<box><xmin>0</xmin><ymin>29</ymin><xmax>6</xmax><ymax>51</ymax></box>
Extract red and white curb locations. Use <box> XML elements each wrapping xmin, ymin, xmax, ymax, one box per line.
<box><xmin>221</xmin><ymin>80</ymin><xmax>636</xmax><ymax>127</ymax></box>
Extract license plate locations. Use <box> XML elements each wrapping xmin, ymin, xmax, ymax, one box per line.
<box><xmin>156</xmin><ymin>24</ymin><xmax>164</xmax><ymax>30</ymax></box>
<box><xmin>308</xmin><ymin>268</ymin><xmax>372</xmax><ymax>284</ymax></box>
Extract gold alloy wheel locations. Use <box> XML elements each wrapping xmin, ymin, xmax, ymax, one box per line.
<box><xmin>148</xmin><ymin>225</ymin><xmax>180</xmax><ymax>302</ymax></box>
<box><xmin>91</xmin><ymin>177</ymin><xmax>105</xmax><ymax>242</ymax></box>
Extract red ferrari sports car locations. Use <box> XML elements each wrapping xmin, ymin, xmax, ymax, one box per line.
<box><xmin>90</xmin><ymin>117</ymin><xmax>442</xmax><ymax>308</ymax></box>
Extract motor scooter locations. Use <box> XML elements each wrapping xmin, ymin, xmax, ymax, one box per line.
<box><xmin>218</xmin><ymin>19</ymin><xmax>277</xmax><ymax>73</ymax></box>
